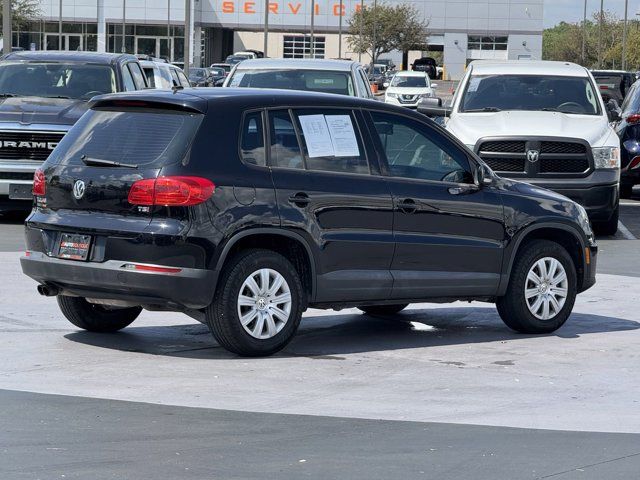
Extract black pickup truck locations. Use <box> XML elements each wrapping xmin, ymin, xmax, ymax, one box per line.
<box><xmin>0</xmin><ymin>51</ymin><xmax>147</xmax><ymax>211</ymax></box>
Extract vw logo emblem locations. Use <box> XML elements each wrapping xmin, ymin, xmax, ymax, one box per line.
<box><xmin>526</xmin><ymin>149</ymin><xmax>540</xmax><ymax>163</ymax></box>
<box><xmin>72</xmin><ymin>180</ymin><xmax>86</xmax><ymax>200</ymax></box>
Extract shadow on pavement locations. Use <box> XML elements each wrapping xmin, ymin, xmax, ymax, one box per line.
<box><xmin>64</xmin><ymin>306</ymin><xmax>640</xmax><ymax>360</ymax></box>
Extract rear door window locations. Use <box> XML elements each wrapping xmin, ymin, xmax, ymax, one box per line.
<box><xmin>127</xmin><ymin>63</ymin><xmax>147</xmax><ymax>90</ymax></box>
<box><xmin>240</xmin><ymin>111</ymin><xmax>266</xmax><ymax>166</ymax></box>
<box><xmin>121</xmin><ymin>66</ymin><xmax>136</xmax><ymax>91</ymax></box>
<box><xmin>177</xmin><ymin>71</ymin><xmax>190</xmax><ymax>87</ymax></box>
<box><xmin>47</xmin><ymin>109</ymin><xmax>203</xmax><ymax>168</ymax></box>
<box><xmin>292</xmin><ymin>109</ymin><xmax>369</xmax><ymax>174</ymax></box>
<box><xmin>268</xmin><ymin>110</ymin><xmax>304</xmax><ymax>169</ymax></box>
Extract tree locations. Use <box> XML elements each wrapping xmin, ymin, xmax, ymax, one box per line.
<box><xmin>1</xmin><ymin>0</ymin><xmax>41</xmax><ymax>32</ymax></box>
<box><xmin>348</xmin><ymin>3</ymin><xmax>428</xmax><ymax>64</ymax></box>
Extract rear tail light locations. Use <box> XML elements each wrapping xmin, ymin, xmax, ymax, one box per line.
<box><xmin>33</xmin><ymin>168</ymin><xmax>46</xmax><ymax>196</ymax></box>
<box><xmin>626</xmin><ymin>114</ymin><xmax>640</xmax><ymax>125</ymax></box>
<box><xmin>128</xmin><ymin>176</ymin><xmax>215</xmax><ymax>206</ymax></box>
<box><xmin>629</xmin><ymin>156</ymin><xmax>640</xmax><ymax>170</ymax></box>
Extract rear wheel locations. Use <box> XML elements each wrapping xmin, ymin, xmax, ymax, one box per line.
<box><xmin>57</xmin><ymin>296</ymin><xmax>141</xmax><ymax>332</ymax></box>
<box><xmin>358</xmin><ymin>304</ymin><xmax>408</xmax><ymax>316</ymax></box>
<box><xmin>206</xmin><ymin>249</ymin><xmax>304</xmax><ymax>357</ymax></box>
<box><xmin>497</xmin><ymin>240</ymin><xmax>577</xmax><ymax>334</ymax></box>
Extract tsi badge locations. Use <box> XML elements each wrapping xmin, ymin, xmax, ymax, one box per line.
<box><xmin>526</xmin><ymin>149</ymin><xmax>540</xmax><ymax>163</ymax></box>
<box><xmin>72</xmin><ymin>180</ymin><xmax>86</xmax><ymax>200</ymax></box>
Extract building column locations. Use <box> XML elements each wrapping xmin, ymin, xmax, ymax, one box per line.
<box><xmin>193</xmin><ymin>26</ymin><xmax>202</xmax><ymax>67</ymax></box>
<box><xmin>97</xmin><ymin>0</ymin><xmax>106</xmax><ymax>53</ymax></box>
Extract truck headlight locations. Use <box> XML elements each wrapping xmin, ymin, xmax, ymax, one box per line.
<box><xmin>420</xmin><ymin>93</ymin><xmax>432</xmax><ymax>98</ymax></box>
<box><xmin>592</xmin><ymin>146</ymin><xmax>620</xmax><ymax>169</ymax></box>
<box><xmin>386</xmin><ymin>92</ymin><xmax>397</xmax><ymax>98</ymax></box>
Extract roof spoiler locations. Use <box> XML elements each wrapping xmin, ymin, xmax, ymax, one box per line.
<box><xmin>89</xmin><ymin>94</ymin><xmax>207</xmax><ymax>114</ymax></box>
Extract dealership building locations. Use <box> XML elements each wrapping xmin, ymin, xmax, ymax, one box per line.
<box><xmin>12</xmin><ymin>0</ymin><xmax>543</xmax><ymax>80</ymax></box>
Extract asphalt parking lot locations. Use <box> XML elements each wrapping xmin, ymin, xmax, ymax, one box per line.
<box><xmin>1</xmin><ymin>197</ymin><xmax>639</xmax><ymax>479</ymax></box>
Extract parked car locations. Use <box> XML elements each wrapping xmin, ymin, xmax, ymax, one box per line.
<box><xmin>384</xmin><ymin>71</ymin><xmax>437</xmax><ymax>108</ymax></box>
<box><xmin>591</xmin><ymin>70</ymin><xmax>635</xmax><ymax>104</ymax></box>
<box><xmin>412</xmin><ymin>57</ymin><xmax>437</xmax><ymax>79</ymax></box>
<box><xmin>141</xmin><ymin>60</ymin><xmax>190</xmax><ymax>89</ymax></box>
<box><xmin>613</xmin><ymin>79</ymin><xmax>640</xmax><ymax>198</ymax></box>
<box><xmin>225</xmin><ymin>55</ymin><xmax>247</xmax><ymax>66</ymax></box>
<box><xmin>365</xmin><ymin>64</ymin><xmax>386</xmax><ymax>91</ymax></box>
<box><xmin>223</xmin><ymin>59</ymin><xmax>374</xmax><ymax>99</ymax></box>
<box><xmin>21</xmin><ymin>88</ymin><xmax>597</xmax><ymax>356</ymax></box>
<box><xmin>420</xmin><ymin>60</ymin><xmax>621</xmax><ymax>235</ymax></box>
<box><xmin>189</xmin><ymin>67</ymin><xmax>214</xmax><ymax>87</ymax></box>
<box><xmin>0</xmin><ymin>51</ymin><xmax>147</xmax><ymax>211</ymax></box>
<box><xmin>211</xmin><ymin>62</ymin><xmax>232</xmax><ymax>74</ymax></box>
<box><xmin>207</xmin><ymin>67</ymin><xmax>228</xmax><ymax>86</ymax></box>
<box><xmin>376</xmin><ymin>58</ymin><xmax>396</xmax><ymax>71</ymax></box>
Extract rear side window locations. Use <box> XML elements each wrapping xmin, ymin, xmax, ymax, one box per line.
<box><xmin>121</xmin><ymin>67</ymin><xmax>136</xmax><ymax>91</ymax></box>
<box><xmin>240</xmin><ymin>112</ymin><xmax>266</xmax><ymax>166</ymax></box>
<box><xmin>292</xmin><ymin>109</ymin><xmax>369</xmax><ymax>174</ymax></box>
<box><xmin>128</xmin><ymin>63</ymin><xmax>147</xmax><ymax>90</ymax></box>
<box><xmin>47</xmin><ymin>109</ymin><xmax>203</xmax><ymax>168</ymax></box>
<box><xmin>178</xmin><ymin>71</ymin><xmax>190</xmax><ymax>87</ymax></box>
<box><xmin>268</xmin><ymin>110</ymin><xmax>304</xmax><ymax>169</ymax></box>
<box><xmin>143</xmin><ymin>67</ymin><xmax>156</xmax><ymax>88</ymax></box>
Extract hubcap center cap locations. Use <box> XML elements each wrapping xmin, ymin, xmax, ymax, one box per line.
<box><xmin>256</xmin><ymin>297</ymin><xmax>268</xmax><ymax>311</ymax></box>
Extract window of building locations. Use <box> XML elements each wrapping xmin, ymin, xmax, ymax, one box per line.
<box><xmin>468</xmin><ymin>36</ymin><xmax>508</xmax><ymax>51</ymax></box>
<box><xmin>283</xmin><ymin>35</ymin><xmax>325</xmax><ymax>59</ymax></box>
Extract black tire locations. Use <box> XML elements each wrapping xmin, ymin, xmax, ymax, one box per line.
<box><xmin>57</xmin><ymin>296</ymin><xmax>141</xmax><ymax>332</ymax></box>
<box><xmin>620</xmin><ymin>184</ymin><xmax>634</xmax><ymax>199</ymax></box>
<box><xmin>358</xmin><ymin>304</ymin><xmax>409</xmax><ymax>316</ymax></box>
<box><xmin>593</xmin><ymin>204</ymin><xmax>619</xmax><ymax>236</ymax></box>
<box><xmin>496</xmin><ymin>240</ymin><xmax>577</xmax><ymax>334</ymax></box>
<box><xmin>206</xmin><ymin>249</ymin><xmax>304</xmax><ymax>357</ymax></box>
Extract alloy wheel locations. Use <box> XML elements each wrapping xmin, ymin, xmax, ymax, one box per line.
<box><xmin>524</xmin><ymin>257</ymin><xmax>568</xmax><ymax>321</ymax></box>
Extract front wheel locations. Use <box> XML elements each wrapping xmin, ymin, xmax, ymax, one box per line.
<box><xmin>497</xmin><ymin>240</ymin><xmax>577</xmax><ymax>334</ymax></box>
<box><xmin>358</xmin><ymin>304</ymin><xmax>408</xmax><ymax>316</ymax></box>
<box><xmin>206</xmin><ymin>249</ymin><xmax>304</xmax><ymax>357</ymax></box>
<box><xmin>57</xmin><ymin>296</ymin><xmax>141</xmax><ymax>332</ymax></box>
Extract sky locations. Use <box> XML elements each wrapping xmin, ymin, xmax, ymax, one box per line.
<box><xmin>545</xmin><ymin>0</ymin><xmax>640</xmax><ymax>27</ymax></box>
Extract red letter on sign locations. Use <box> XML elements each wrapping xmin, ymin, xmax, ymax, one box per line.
<box><xmin>222</xmin><ymin>1</ymin><xmax>234</xmax><ymax>13</ymax></box>
<box><xmin>244</xmin><ymin>1</ymin><xmax>255</xmax><ymax>13</ymax></box>
<box><xmin>333</xmin><ymin>4</ymin><xmax>345</xmax><ymax>15</ymax></box>
<box><xmin>269</xmin><ymin>2</ymin><xmax>278</xmax><ymax>13</ymax></box>
<box><xmin>288</xmin><ymin>2</ymin><xmax>301</xmax><ymax>13</ymax></box>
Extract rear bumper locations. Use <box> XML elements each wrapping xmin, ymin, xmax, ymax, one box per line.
<box><xmin>20</xmin><ymin>251</ymin><xmax>217</xmax><ymax>310</ymax></box>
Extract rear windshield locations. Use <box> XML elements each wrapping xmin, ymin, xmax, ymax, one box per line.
<box><xmin>228</xmin><ymin>69</ymin><xmax>354</xmax><ymax>96</ymax></box>
<box><xmin>47</xmin><ymin>108</ymin><xmax>203</xmax><ymax>168</ymax></box>
<box><xmin>460</xmin><ymin>74</ymin><xmax>601</xmax><ymax>115</ymax></box>
<box><xmin>0</xmin><ymin>62</ymin><xmax>117</xmax><ymax>99</ymax></box>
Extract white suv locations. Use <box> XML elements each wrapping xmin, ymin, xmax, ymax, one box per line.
<box><xmin>384</xmin><ymin>71</ymin><xmax>437</xmax><ymax>108</ymax></box>
<box><xmin>421</xmin><ymin>61</ymin><xmax>621</xmax><ymax>235</ymax></box>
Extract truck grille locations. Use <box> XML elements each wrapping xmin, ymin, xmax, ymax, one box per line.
<box><xmin>0</xmin><ymin>131</ymin><xmax>65</xmax><ymax>162</ymax></box>
<box><xmin>477</xmin><ymin>139</ymin><xmax>590</xmax><ymax>176</ymax></box>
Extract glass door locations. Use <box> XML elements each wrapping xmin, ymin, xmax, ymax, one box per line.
<box><xmin>67</xmin><ymin>35</ymin><xmax>82</xmax><ymax>51</ymax></box>
<box><xmin>45</xmin><ymin>34</ymin><xmax>83</xmax><ymax>51</ymax></box>
<box><xmin>159</xmin><ymin>38</ymin><xmax>173</xmax><ymax>61</ymax></box>
<box><xmin>136</xmin><ymin>36</ymin><xmax>157</xmax><ymax>57</ymax></box>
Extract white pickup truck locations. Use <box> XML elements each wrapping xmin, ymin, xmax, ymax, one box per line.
<box><xmin>419</xmin><ymin>60</ymin><xmax>621</xmax><ymax>235</ymax></box>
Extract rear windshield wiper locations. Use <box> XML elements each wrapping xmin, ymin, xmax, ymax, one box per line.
<box><xmin>463</xmin><ymin>107</ymin><xmax>502</xmax><ymax>112</ymax></box>
<box><xmin>81</xmin><ymin>155</ymin><xmax>138</xmax><ymax>169</ymax></box>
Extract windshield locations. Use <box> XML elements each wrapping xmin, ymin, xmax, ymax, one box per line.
<box><xmin>0</xmin><ymin>62</ymin><xmax>117</xmax><ymax>99</ymax></box>
<box><xmin>189</xmin><ymin>69</ymin><xmax>207</xmax><ymax>79</ymax></box>
<box><xmin>391</xmin><ymin>75</ymin><xmax>428</xmax><ymax>88</ymax></box>
<box><xmin>460</xmin><ymin>74</ymin><xmax>601</xmax><ymax>115</ymax></box>
<box><xmin>228</xmin><ymin>69</ymin><xmax>355</xmax><ymax>96</ymax></box>
<box><xmin>47</xmin><ymin>109</ymin><xmax>203</xmax><ymax>168</ymax></box>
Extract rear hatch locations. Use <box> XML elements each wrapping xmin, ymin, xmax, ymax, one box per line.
<box><xmin>35</xmin><ymin>100</ymin><xmax>204</xmax><ymax>233</ymax></box>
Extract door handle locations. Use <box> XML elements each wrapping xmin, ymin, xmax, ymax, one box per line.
<box><xmin>398</xmin><ymin>198</ymin><xmax>418</xmax><ymax>214</ymax></box>
<box><xmin>288</xmin><ymin>192</ymin><xmax>310</xmax><ymax>207</ymax></box>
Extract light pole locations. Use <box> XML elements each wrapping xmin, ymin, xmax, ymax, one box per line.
<box><xmin>184</xmin><ymin>0</ymin><xmax>191</xmax><ymax>76</ymax></box>
<box><xmin>582</xmin><ymin>0</ymin><xmax>587</xmax><ymax>65</ymax></box>
<box><xmin>121</xmin><ymin>0</ymin><xmax>126</xmax><ymax>53</ymax></box>
<box><xmin>310</xmin><ymin>0</ymin><xmax>315</xmax><ymax>58</ymax></box>
<box><xmin>263</xmin><ymin>0</ymin><xmax>269</xmax><ymax>56</ymax></box>
<box><xmin>338</xmin><ymin>0</ymin><xmax>343</xmax><ymax>58</ymax></box>
<box><xmin>167</xmin><ymin>0</ymin><xmax>171</xmax><ymax>55</ymax></box>
<box><xmin>358</xmin><ymin>0</ymin><xmax>363</xmax><ymax>62</ymax></box>
<box><xmin>370</xmin><ymin>0</ymin><xmax>377</xmax><ymax>69</ymax></box>
<box><xmin>59</xmin><ymin>0</ymin><xmax>63</xmax><ymax>49</ymax></box>
<box><xmin>597</xmin><ymin>0</ymin><xmax>603</xmax><ymax>69</ymax></box>
<box><xmin>2</xmin><ymin>0</ymin><xmax>11</xmax><ymax>54</ymax></box>
<box><xmin>623</xmin><ymin>0</ymin><xmax>629</xmax><ymax>69</ymax></box>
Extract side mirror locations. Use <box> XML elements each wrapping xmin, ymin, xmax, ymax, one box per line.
<box><xmin>417</xmin><ymin>97</ymin><xmax>452</xmax><ymax>118</ymax></box>
<box><xmin>474</xmin><ymin>163</ymin><xmax>493</xmax><ymax>187</ymax></box>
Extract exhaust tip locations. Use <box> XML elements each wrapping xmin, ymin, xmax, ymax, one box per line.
<box><xmin>37</xmin><ymin>284</ymin><xmax>59</xmax><ymax>297</ymax></box>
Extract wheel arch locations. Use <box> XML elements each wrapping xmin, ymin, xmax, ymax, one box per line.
<box><xmin>214</xmin><ymin>228</ymin><xmax>317</xmax><ymax>302</ymax></box>
<box><xmin>499</xmin><ymin>222</ymin><xmax>588</xmax><ymax>296</ymax></box>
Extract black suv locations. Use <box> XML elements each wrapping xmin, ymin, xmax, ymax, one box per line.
<box><xmin>21</xmin><ymin>89</ymin><xmax>597</xmax><ymax>356</ymax></box>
